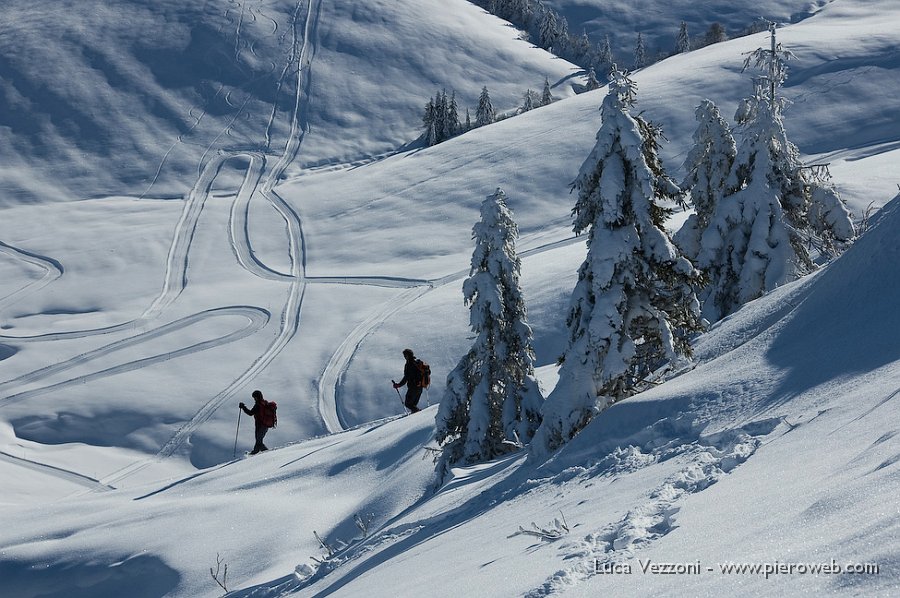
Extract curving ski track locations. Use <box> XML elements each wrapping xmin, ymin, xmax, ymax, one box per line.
<box><xmin>142</xmin><ymin>0</ymin><xmax>320</xmax><ymax>465</ymax></box>
<box><xmin>0</xmin><ymin>242</ymin><xmax>63</xmax><ymax>315</ymax></box>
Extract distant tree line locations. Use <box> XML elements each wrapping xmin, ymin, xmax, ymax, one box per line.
<box><xmin>475</xmin><ymin>0</ymin><xmax>775</xmax><ymax>72</ymax></box>
<box><xmin>422</xmin><ymin>6</ymin><xmax>777</xmax><ymax>147</ymax></box>
<box><xmin>423</xmin><ymin>78</ymin><xmax>556</xmax><ymax>146</ymax></box>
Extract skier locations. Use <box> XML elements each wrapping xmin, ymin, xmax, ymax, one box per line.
<box><xmin>239</xmin><ymin>390</ymin><xmax>272</xmax><ymax>454</ymax></box>
<box><xmin>393</xmin><ymin>348</ymin><xmax>424</xmax><ymax>413</ymax></box>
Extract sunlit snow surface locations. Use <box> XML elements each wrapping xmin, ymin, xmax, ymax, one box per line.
<box><xmin>1</xmin><ymin>0</ymin><xmax>899</xmax><ymax>596</ymax></box>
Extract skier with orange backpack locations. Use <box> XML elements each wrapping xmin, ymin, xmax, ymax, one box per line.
<box><xmin>392</xmin><ymin>348</ymin><xmax>431</xmax><ymax>414</ymax></box>
<box><xmin>239</xmin><ymin>390</ymin><xmax>277</xmax><ymax>454</ymax></box>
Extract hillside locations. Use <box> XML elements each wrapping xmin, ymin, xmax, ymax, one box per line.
<box><xmin>541</xmin><ymin>0</ymin><xmax>826</xmax><ymax>56</ymax></box>
<box><xmin>1</xmin><ymin>0</ymin><xmax>900</xmax><ymax>596</ymax></box>
<box><xmin>0</xmin><ymin>0</ymin><xmax>579</xmax><ymax>205</ymax></box>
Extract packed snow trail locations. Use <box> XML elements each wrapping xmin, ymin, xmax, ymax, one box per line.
<box><xmin>0</xmin><ymin>449</ymin><xmax>115</xmax><ymax>493</ymax></box>
<box><xmin>146</xmin><ymin>0</ymin><xmax>321</xmax><ymax>464</ymax></box>
<box><xmin>0</xmin><ymin>307</ymin><xmax>269</xmax><ymax>407</ymax></box>
<box><xmin>0</xmin><ymin>242</ymin><xmax>63</xmax><ymax>315</ymax></box>
<box><xmin>318</xmin><ymin>285</ymin><xmax>431</xmax><ymax>432</ymax></box>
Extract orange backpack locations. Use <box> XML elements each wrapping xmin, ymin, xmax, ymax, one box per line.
<box><xmin>415</xmin><ymin>359</ymin><xmax>431</xmax><ymax>389</ymax></box>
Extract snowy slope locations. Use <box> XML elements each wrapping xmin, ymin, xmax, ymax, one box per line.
<box><xmin>0</xmin><ymin>0</ymin><xmax>579</xmax><ymax>205</ymax></box>
<box><xmin>1</xmin><ymin>0</ymin><xmax>900</xmax><ymax>596</ymax></box>
<box><xmin>542</xmin><ymin>0</ymin><xmax>823</xmax><ymax>60</ymax></box>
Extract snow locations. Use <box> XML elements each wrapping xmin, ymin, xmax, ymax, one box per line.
<box><xmin>1</xmin><ymin>0</ymin><xmax>900</xmax><ymax>596</ymax></box>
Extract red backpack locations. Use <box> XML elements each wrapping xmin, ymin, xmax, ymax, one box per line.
<box><xmin>259</xmin><ymin>399</ymin><xmax>278</xmax><ymax>428</ymax></box>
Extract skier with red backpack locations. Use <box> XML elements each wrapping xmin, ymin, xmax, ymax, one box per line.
<box><xmin>392</xmin><ymin>348</ymin><xmax>430</xmax><ymax>414</ymax></box>
<box><xmin>239</xmin><ymin>390</ymin><xmax>277</xmax><ymax>454</ymax></box>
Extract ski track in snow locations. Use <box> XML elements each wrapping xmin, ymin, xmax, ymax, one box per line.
<box><xmin>0</xmin><ymin>307</ymin><xmax>270</xmax><ymax>408</ymax></box>
<box><xmin>0</xmin><ymin>449</ymin><xmax>116</xmax><ymax>493</ymax></box>
<box><xmin>0</xmin><ymin>0</ymin><xmax>318</xmax><ymax>486</ymax></box>
<box><xmin>115</xmin><ymin>0</ymin><xmax>322</xmax><ymax>476</ymax></box>
<box><xmin>0</xmin><ymin>241</ymin><xmax>63</xmax><ymax>315</ymax></box>
<box><xmin>317</xmin><ymin>285</ymin><xmax>431</xmax><ymax>432</ymax></box>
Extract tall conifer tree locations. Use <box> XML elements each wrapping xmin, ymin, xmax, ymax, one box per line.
<box><xmin>533</xmin><ymin>68</ymin><xmax>702</xmax><ymax>455</ymax></box>
<box><xmin>437</xmin><ymin>189</ymin><xmax>543</xmax><ymax>473</ymax></box>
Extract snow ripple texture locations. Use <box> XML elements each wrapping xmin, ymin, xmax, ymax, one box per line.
<box><xmin>525</xmin><ymin>421</ymin><xmax>773</xmax><ymax>597</ymax></box>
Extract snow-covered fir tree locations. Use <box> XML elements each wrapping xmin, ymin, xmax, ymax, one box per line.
<box><xmin>584</xmin><ymin>67</ymin><xmax>601</xmax><ymax>91</ymax></box>
<box><xmin>476</xmin><ymin>86</ymin><xmax>495</xmax><ymax>127</ymax></box>
<box><xmin>541</xmin><ymin>77</ymin><xmax>554</xmax><ymax>106</ymax></box>
<box><xmin>423</xmin><ymin>89</ymin><xmax>463</xmax><ymax>145</ymax></box>
<box><xmin>422</xmin><ymin>90</ymin><xmax>447</xmax><ymax>145</ymax></box>
<box><xmin>674</xmin><ymin>99</ymin><xmax>736</xmax><ymax>261</ymax></box>
<box><xmin>806</xmin><ymin>167</ymin><xmax>856</xmax><ymax>257</ymax></box>
<box><xmin>596</xmin><ymin>35</ymin><xmax>613</xmax><ymax>71</ymax></box>
<box><xmin>576</xmin><ymin>31</ymin><xmax>594</xmax><ymax>66</ymax></box>
<box><xmin>490</xmin><ymin>0</ymin><xmax>534</xmax><ymax>28</ymax></box>
<box><xmin>703</xmin><ymin>22</ymin><xmax>728</xmax><ymax>47</ymax></box>
<box><xmin>539</xmin><ymin>9</ymin><xmax>560</xmax><ymax>52</ymax></box>
<box><xmin>423</xmin><ymin>96</ymin><xmax>439</xmax><ymax>146</ymax></box>
<box><xmin>426</xmin><ymin>120</ymin><xmax>438</xmax><ymax>146</ymax></box>
<box><xmin>446</xmin><ymin>91</ymin><xmax>461</xmax><ymax>138</ymax></box>
<box><xmin>435</xmin><ymin>188</ymin><xmax>543</xmax><ymax>476</ymax></box>
<box><xmin>555</xmin><ymin>14</ymin><xmax>571</xmax><ymax>56</ymax></box>
<box><xmin>521</xmin><ymin>89</ymin><xmax>538</xmax><ymax>112</ymax></box>
<box><xmin>676</xmin><ymin>21</ymin><xmax>691</xmax><ymax>54</ymax></box>
<box><xmin>697</xmin><ymin>25</ymin><xmax>854</xmax><ymax>322</ymax></box>
<box><xmin>634</xmin><ymin>33</ymin><xmax>647</xmax><ymax>69</ymax></box>
<box><xmin>438</xmin><ymin>91</ymin><xmax>450</xmax><ymax>140</ymax></box>
<box><xmin>532</xmin><ymin>67</ymin><xmax>703</xmax><ymax>456</ymax></box>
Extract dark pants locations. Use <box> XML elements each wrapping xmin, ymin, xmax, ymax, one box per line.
<box><xmin>405</xmin><ymin>386</ymin><xmax>423</xmax><ymax>413</ymax></box>
<box><xmin>251</xmin><ymin>424</ymin><xmax>269</xmax><ymax>454</ymax></box>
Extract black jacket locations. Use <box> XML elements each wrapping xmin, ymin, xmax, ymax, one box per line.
<box><xmin>241</xmin><ymin>401</ymin><xmax>264</xmax><ymax>426</ymax></box>
<box><xmin>397</xmin><ymin>358</ymin><xmax>422</xmax><ymax>388</ymax></box>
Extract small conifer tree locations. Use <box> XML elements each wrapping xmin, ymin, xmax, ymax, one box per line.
<box><xmin>675</xmin><ymin>99</ymin><xmax>736</xmax><ymax>262</ymax></box>
<box><xmin>436</xmin><ymin>188</ymin><xmax>543</xmax><ymax>473</ymax></box>
<box><xmin>677</xmin><ymin>21</ymin><xmax>691</xmax><ymax>54</ymax></box>
<box><xmin>634</xmin><ymin>33</ymin><xmax>647</xmax><ymax>69</ymax></box>
<box><xmin>541</xmin><ymin>77</ymin><xmax>554</xmax><ymax>106</ymax></box>
<box><xmin>476</xmin><ymin>86</ymin><xmax>495</xmax><ymax>127</ymax></box>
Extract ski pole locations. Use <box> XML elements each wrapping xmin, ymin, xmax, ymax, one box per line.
<box><xmin>233</xmin><ymin>407</ymin><xmax>242</xmax><ymax>458</ymax></box>
<box><xmin>392</xmin><ymin>380</ymin><xmax>406</xmax><ymax>412</ymax></box>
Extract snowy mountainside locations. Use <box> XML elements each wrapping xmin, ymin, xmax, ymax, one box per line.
<box><xmin>1</xmin><ymin>0</ymin><xmax>900</xmax><ymax>596</ymax></box>
<box><xmin>284</xmin><ymin>0</ymin><xmax>900</xmax><ymax>429</ymax></box>
<box><xmin>289</xmin><ymin>195</ymin><xmax>900</xmax><ymax>598</ymax></box>
<box><xmin>0</xmin><ymin>0</ymin><xmax>579</xmax><ymax>205</ymax></box>
<box><xmin>541</xmin><ymin>0</ymin><xmax>824</xmax><ymax>59</ymax></box>
<box><xmin>0</xmin><ymin>411</ymin><xmax>439</xmax><ymax>597</ymax></box>
<box><xmin>3</xmin><ymin>193</ymin><xmax>893</xmax><ymax>596</ymax></box>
